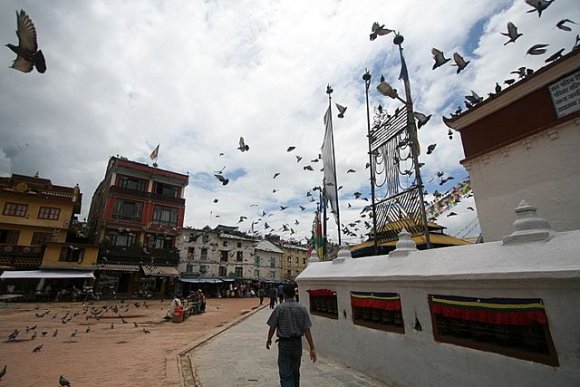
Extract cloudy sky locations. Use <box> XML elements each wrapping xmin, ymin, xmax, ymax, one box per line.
<box><xmin>1</xmin><ymin>0</ymin><xmax>578</xmax><ymax>246</ymax></box>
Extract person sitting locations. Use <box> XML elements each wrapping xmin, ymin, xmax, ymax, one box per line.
<box><xmin>165</xmin><ymin>297</ymin><xmax>182</xmax><ymax>320</ymax></box>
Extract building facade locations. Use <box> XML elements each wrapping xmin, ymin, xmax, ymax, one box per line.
<box><xmin>86</xmin><ymin>156</ymin><xmax>188</xmax><ymax>296</ymax></box>
<box><xmin>280</xmin><ymin>242</ymin><xmax>310</xmax><ymax>280</ymax></box>
<box><xmin>254</xmin><ymin>239</ymin><xmax>283</xmax><ymax>280</ymax></box>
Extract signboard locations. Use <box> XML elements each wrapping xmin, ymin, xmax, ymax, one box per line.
<box><xmin>549</xmin><ymin>70</ymin><xmax>580</xmax><ymax>119</ymax></box>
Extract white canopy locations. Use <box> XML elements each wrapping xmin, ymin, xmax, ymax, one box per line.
<box><xmin>0</xmin><ymin>270</ymin><xmax>95</xmax><ymax>280</ymax></box>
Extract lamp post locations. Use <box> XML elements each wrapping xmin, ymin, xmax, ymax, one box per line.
<box><xmin>363</xmin><ymin>70</ymin><xmax>378</xmax><ymax>255</ymax></box>
<box><xmin>374</xmin><ymin>32</ymin><xmax>431</xmax><ymax>249</ymax></box>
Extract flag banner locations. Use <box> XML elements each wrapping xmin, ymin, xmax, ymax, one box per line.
<box><xmin>321</xmin><ymin>106</ymin><xmax>339</xmax><ymax>225</ymax></box>
<box><xmin>149</xmin><ymin>144</ymin><xmax>159</xmax><ymax>160</ymax></box>
<box><xmin>399</xmin><ymin>52</ymin><xmax>409</xmax><ymax>83</ymax></box>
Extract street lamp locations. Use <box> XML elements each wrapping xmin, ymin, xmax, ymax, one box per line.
<box><xmin>372</xmin><ymin>30</ymin><xmax>431</xmax><ymax>249</ymax></box>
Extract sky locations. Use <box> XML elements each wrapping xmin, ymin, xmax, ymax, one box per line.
<box><xmin>1</xmin><ymin>0</ymin><xmax>578</xmax><ymax>246</ymax></box>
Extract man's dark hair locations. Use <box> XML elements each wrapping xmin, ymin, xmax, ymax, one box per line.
<box><xmin>283</xmin><ymin>284</ymin><xmax>295</xmax><ymax>298</ymax></box>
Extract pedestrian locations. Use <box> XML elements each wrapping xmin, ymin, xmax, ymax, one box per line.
<box><xmin>258</xmin><ymin>287</ymin><xmax>265</xmax><ymax>305</ymax></box>
<box><xmin>269</xmin><ymin>286</ymin><xmax>277</xmax><ymax>309</ymax></box>
<box><xmin>266</xmin><ymin>285</ymin><xmax>316</xmax><ymax>387</ymax></box>
<box><xmin>277</xmin><ymin>283</ymin><xmax>285</xmax><ymax>304</ymax></box>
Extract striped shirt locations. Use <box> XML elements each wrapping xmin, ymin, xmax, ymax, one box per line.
<box><xmin>267</xmin><ymin>299</ymin><xmax>312</xmax><ymax>338</ymax></box>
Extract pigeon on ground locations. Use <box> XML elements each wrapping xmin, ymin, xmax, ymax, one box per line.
<box><xmin>6</xmin><ymin>10</ymin><xmax>46</xmax><ymax>73</ymax></box>
<box><xmin>32</xmin><ymin>344</ymin><xmax>43</xmax><ymax>352</ymax></box>
<box><xmin>525</xmin><ymin>0</ymin><xmax>554</xmax><ymax>17</ymax></box>
<box><xmin>545</xmin><ymin>48</ymin><xmax>565</xmax><ymax>63</ymax></box>
<box><xmin>452</xmin><ymin>52</ymin><xmax>470</xmax><ymax>73</ymax></box>
<box><xmin>214</xmin><ymin>174</ymin><xmax>229</xmax><ymax>185</ymax></box>
<box><xmin>134</xmin><ymin>322</ymin><xmax>138</xmax><ymax>328</ymax></box>
<box><xmin>53</xmin><ymin>329</ymin><xmax>58</xmax><ymax>337</ymax></box>
<box><xmin>85</xmin><ymin>326</ymin><xmax>91</xmax><ymax>333</ymax></box>
<box><xmin>527</xmin><ymin>44</ymin><xmax>549</xmax><ymax>55</ymax></box>
<box><xmin>369</xmin><ymin>22</ymin><xmax>393</xmax><ymax>41</ymax></box>
<box><xmin>502</xmin><ymin>22</ymin><xmax>522</xmax><ymax>45</ymax></box>
<box><xmin>237</xmin><ymin>137</ymin><xmax>249</xmax><ymax>152</ymax></box>
<box><xmin>8</xmin><ymin>329</ymin><xmax>19</xmax><ymax>342</ymax></box>
<box><xmin>143</xmin><ymin>328</ymin><xmax>150</xmax><ymax>334</ymax></box>
<box><xmin>59</xmin><ymin>375</ymin><xmax>71</xmax><ymax>386</ymax></box>
<box><xmin>336</xmin><ymin>103</ymin><xmax>347</xmax><ymax>118</ymax></box>
<box><xmin>413</xmin><ymin>112</ymin><xmax>432</xmax><ymax>129</ymax></box>
<box><xmin>431</xmin><ymin>48</ymin><xmax>450</xmax><ymax>70</ymax></box>
<box><xmin>0</xmin><ymin>365</ymin><xmax>6</xmax><ymax>380</ymax></box>
<box><xmin>70</xmin><ymin>329</ymin><xmax>77</xmax><ymax>337</ymax></box>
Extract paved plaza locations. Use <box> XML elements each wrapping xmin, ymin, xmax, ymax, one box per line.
<box><xmin>188</xmin><ymin>306</ymin><xmax>388</xmax><ymax>386</ymax></box>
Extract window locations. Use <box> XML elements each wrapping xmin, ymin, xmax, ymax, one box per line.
<box><xmin>236</xmin><ymin>251</ymin><xmax>243</xmax><ymax>262</ymax></box>
<box><xmin>295</xmin><ymin>257</ymin><xmax>299</xmax><ymax>265</ymax></box>
<box><xmin>155</xmin><ymin>182</ymin><xmax>178</xmax><ymax>198</ymax></box>
<box><xmin>254</xmin><ymin>269</ymin><xmax>260</xmax><ymax>278</ymax></box>
<box><xmin>270</xmin><ymin>257</ymin><xmax>276</xmax><ymax>268</ymax></box>
<box><xmin>303</xmin><ymin>258</ymin><xmax>307</xmax><ymax>265</ymax></box>
<box><xmin>237</xmin><ymin>242</ymin><xmax>242</xmax><ymax>248</ymax></box>
<box><xmin>153</xmin><ymin>205</ymin><xmax>178</xmax><ymax>226</ymax></box>
<box><xmin>254</xmin><ymin>256</ymin><xmax>261</xmax><ymax>266</ymax></box>
<box><xmin>186</xmin><ymin>264</ymin><xmax>193</xmax><ymax>273</ymax></box>
<box><xmin>351</xmin><ymin>292</ymin><xmax>404</xmax><ymax>333</ymax></box>
<box><xmin>118</xmin><ymin>175</ymin><xmax>145</xmax><ymax>191</ymax></box>
<box><xmin>200</xmin><ymin>265</ymin><xmax>208</xmax><ymax>274</ymax></box>
<box><xmin>287</xmin><ymin>269</ymin><xmax>291</xmax><ymax>276</ymax></box>
<box><xmin>202</xmin><ymin>234</ymin><xmax>209</xmax><ymax>243</ymax></box>
<box><xmin>147</xmin><ymin>234</ymin><xmax>173</xmax><ymax>249</ymax></box>
<box><xmin>0</xmin><ymin>229</ymin><xmax>20</xmax><ymax>244</ymax></box>
<box><xmin>187</xmin><ymin>247</ymin><xmax>195</xmax><ymax>259</ymax></box>
<box><xmin>107</xmin><ymin>231</ymin><xmax>136</xmax><ymax>247</ymax></box>
<box><xmin>287</xmin><ymin>256</ymin><xmax>292</xmax><ymax>263</ymax></box>
<box><xmin>220</xmin><ymin>250</ymin><xmax>228</xmax><ymax>262</ymax></box>
<box><xmin>307</xmin><ymin>289</ymin><xmax>338</xmax><ymax>319</ymax></box>
<box><xmin>3</xmin><ymin>202</ymin><xmax>27</xmax><ymax>217</ymax></box>
<box><xmin>235</xmin><ymin>267</ymin><xmax>243</xmax><ymax>278</ymax></box>
<box><xmin>429</xmin><ymin>295</ymin><xmax>559</xmax><ymax>367</ymax></box>
<box><xmin>59</xmin><ymin>246</ymin><xmax>84</xmax><ymax>262</ymax></box>
<box><xmin>200</xmin><ymin>248</ymin><xmax>208</xmax><ymax>260</ymax></box>
<box><xmin>31</xmin><ymin>232</ymin><xmax>52</xmax><ymax>245</ymax></box>
<box><xmin>219</xmin><ymin>266</ymin><xmax>227</xmax><ymax>277</ymax></box>
<box><xmin>38</xmin><ymin>207</ymin><xmax>60</xmax><ymax>220</ymax></box>
<box><xmin>270</xmin><ymin>270</ymin><xmax>276</xmax><ymax>279</ymax></box>
<box><xmin>113</xmin><ymin>200</ymin><xmax>143</xmax><ymax>222</ymax></box>
<box><xmin>223</xmin><ymin>241</ymin><xmax>228</xmax><ymax>247</ymax></box>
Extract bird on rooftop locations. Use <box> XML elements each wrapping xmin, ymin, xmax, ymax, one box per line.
<box><xmin>501</xmin><ymin>22</ymin><xmax>522</xmax><ymax>45</ymax></box>
<box><xmin>527</xmin><ymin>44</ymin><xmax>549</xmax><ymax>55</ymax></box>
<box><xmin>214</xmin><ymin>174</ymin><xmax>229</xmax><ymax>186</ymax></box>
<box><xmin>6</xmin><ymin>10</ymin><xmax>46</xmax><ymax>73</ymax></box>
<box><xmin>465</xmin><ymin>90</ymin><xmax>483</xmax><ymax>105</ymax></box>
<box><xmin>525</xmin><ymin>0</ymin><xmax>554</xmax><ymax>17</ymax></box>
<box><xmin>431</xmin><ymin>48</ymin><xmax>450</xmax><ymax>70</ymax></box>
<box><xmin>59</xmin><ymin>375</ymin><xmax>71</xmax><ymax>386</ymax></box>
<box><xmin>335</xmin><ymin>103</ymin><xmax>347</xmax><ymax>118</ymax></box>
<box><xmin>545</xmin><ymin>48</ymin><xmax>565</xmax><ymax>63</ymax></box>
<box><xmin>452</xmin><ymin>52</ymin><xmax>470</xmax><ymax>73</ymax></box>
<box><xmin>369</xmin><ymin>22</ymin><xmax>393</xmax><ymax>41</ymax></box>
<box><xmin>238</xmin><ymin>137</ymin><xmax>249</xmax><ymax>152</ymax></box>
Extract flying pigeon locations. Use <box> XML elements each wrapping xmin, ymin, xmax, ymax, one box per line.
<box><xmin>346</xmin><ymin>169</ymin><xmax>356</xmax><ymax>173</ymax></box>
<box><xmin>413</xmin><ymin>112</ymin><xmax>432</xmax><ymax>129</ymax></box>
<box><xmin>303</xmin><ymin>165</ymin><xmax>313</xmax><ymax>171</ymax></box>
<box><xmin>214</xmin><ymin>174</ymin><xmax>229</xmax><ymax>185</ymax></box>
<box><xmin>467</xmin><ymin>206</ymin><xmax>475</xmax><ymax>211</ymax></box>
<box><xmin>502</xmin><ymin>22</ymin><xmax>522</xmax><ymax>45</ymax></box>
<box><xmin>525</xmin><ymin>0</ymin><xmax>554</xmax><ymax>17</ymax></box>
<box><xmin>6</xmin><ymin>10</ymin><xmax>46</xmax><ymax>73</ymax></box>
<box><xmin>431</xmin><ymin>48</ymin><xmax>450</xmax><ymax>70</ymax></box>
<box><xmin>545</xmin><ymin>48</ymin><xmax>565</xmax><ymax>63</ymax></box>
<box><xmin>336</xmin><ymin>103</ymin><xmax>347</xmax><ymax>118</ymax></box>
<box><xmin>426</xmin><ymin>144</ymin><xmax>437</xmax><ymax>155</ymax></box>
<box><xmin>452</xmin><ymin>52</ymin><xmax>470</xmax><ymax>73</ymax></box>
<box><xmin>273</xmin><ymin>172</ymin><xmax>280</xmax><ymax>179</ymax></box>
<box><xmin>299</xmin><ymin>205</ymin><xmax>305</xmax><ymax>211</ymax></box>
<box><xmin>527</xmin><ymin>44</ymin><xmax>549</xmax><ymax>55</ymax></box>
<box><xmin>296</xmin><ymin>155</ymin><xmax>302</xmax><ymax>163</ymax></box>
<box><xmin>447</xmin><ymin>212</ymin><xmax>457</xmax><ymax>217</ymax></box>
<box><xmin>286</xmin><ymin>146</ymin><xmax>295</xmax><ymax>152</ymax></box>
<box><xmin>213</xmin><ymin>198</ymin><xmax>218</xmax><ymax>203</ymax></box>
<box><xmin>354</xmin><ymin>191</ymin><xmax>362</xmax><ymax>199</ymax></box>
<box><xmin>59</xmin><ymin>375</ymin><xmax>71</xmax><ymax>387</ymax></box>
<box><xmin>238</xmin><ymin>137</ymin><xmax>249</xmax><ymax>152</ymax></box>
<box><xmin>238</xmin><ymin>216</ymin><xmax>247</xmax><ymax>223</ymax></box>
<box><xmin>465</xmin><ymin>90</ymin><xmax>483</xmax><ymax>105</ymax></box>
<box><xmin>504</xmin><ymin>78</ymin><xmax>516</xmax><ymax>85</ymax></box>
<box><xmin>369</xmin><ymin>22</ymin><xmax>393</xmax><ymax>41</ymax></box>
<box><xmin>280</xmin><ymin>206</ymin><xmax>288</xmax><ymax>211</ymax></box>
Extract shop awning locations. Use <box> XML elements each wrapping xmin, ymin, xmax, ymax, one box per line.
<box><xmin>179</xmin><ymin>278</ymin><xmax>223</xmax><ymax>284</ymax></box>
<box><xmin>98</xmin><ymin>264</ymin><xmax>140</xmax><ymax>272</ymax></box>
<box><xmin>142</xmin><ymin>265</ymin><xmax>179</xmax><ymax>276</ymax></box>
<box><xmin>0</xmin><ymin>270</ymin><xmax>95</xmax><ymax>280</ymax></box>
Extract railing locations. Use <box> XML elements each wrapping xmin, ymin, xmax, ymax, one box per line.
<box><xmin>98</xmin><ymin>244</ymin><xmax>180</xmax><ymax>265</ymax></box>
<box><xmin>109</xmin><ymin>186</ymin><xmax>185</xmax><ymax>205</ymax></box>
<box><xmin>0</xmin><ymin>244</ymin><xmax>44</xmax><ymax>267</ymax></box>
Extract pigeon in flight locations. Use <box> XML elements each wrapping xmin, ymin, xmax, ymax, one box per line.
<box><xmin>452</xmin><ymin>52</ymin><xmax>470</xmax><ymax>73</ymax></box>
<box><xmin>369</xmin><ymin>22</ymin><xmax>393</xmax><ymax>41</ymax></box>
<box><xmin>335</xmin><ymin>103</ymin><xmax>347</xmax><ymax>118</ymax></box>
<box><xmin>214</xmin><ymin>174</ymin><xmax>229</xmax><ymax>185</ymax></box>
<box><xmin>303</xmin><ymin>165</ymin><xmax>313</xmax><ymax>171</ymax></box>
<box><xmin>447</xmin><ymin>212</ymin><xmax>457</xmax><ymax>217</ymax></box>
<box><xmin>346</xmin><ymin>169</ymin><xmax>356</xmax><ymax>173</ymax></box>
<box><xmin>556</xmin><ymin>19</ymin><xmax>576</xmax><ymax>31</ymax></box>
<box><xmin>296</xmin><ymin>155</ymin><xmax>302</xmax><ymax>163</ymax></box>
<box><xmin>525</xmin><ymin>0</ymin><xmax>554</xmax><ymax>17</ymax></box>
<box><xmin>502</xmin><ymin>22</ymin><xmax>523</xmax><ymax>45</ymax></box>
<box><xmin>286</xmin><ymin>146</ymin><xmax>295</xmax><ymax>152</ymax></box>
<box><xmin>59</xmin><ymin>375</ymin><xmax>71</xmax><ymax>386</ymax></box>
<box><xmin>6</xmin><ymin>10</ymin><xmax>46</xmax><ymax>73</ymax></box>
<box><xmin>354</xmin><ymin>191</ymin><xmax>362</xmax><ymax>199</ymax></box>
<box><xmin>238</xmin><ymin>137</ymin><xmax>249</xmax><ymax>152</ymax></box>
<box><xmin>413</xmin><ymin>112</ymin><xmax>432</xmax><ymax>129</ymax></box>
<box><xmin>213</xmin><ymin>198</ymin><xmax>219</xmax><ymax>203</ymax></box>
<box><xmin>527</xmin><ymin>44</ymin><xmax>549</xmax><ymax>55</ymax></box>
<box><xmin>280</xmin><ymin>206</ymin><xmax>288</xmax><ymax>211</ymax></box>
<box><xmin>426</xmin><ymin>144</ymin><xmax>437</xmax><ymax>155</ymax></box>
<box><xmin>273</xmin><ymin>172</ymin><xmax>280</xmax><ymax>179</ymax></box>
<box><xmin>431</xmin><ymin>48</ymin><xmax>450</xmax><ymax>70</ymax></box>
<box><xmin>545</xmin><ymin>48</ymin><xmax>565</xmax><ymax>63</ymax></box>
<box><xmin>465</xmin><ymin>90</ymin><xmax>483</xmax><ymax>105</ymax></box>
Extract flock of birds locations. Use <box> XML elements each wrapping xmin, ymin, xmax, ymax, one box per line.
<box><xmin>1</xmin><ymin>300</ymin><xmax>163</xmax><ymax>385</ymax></box>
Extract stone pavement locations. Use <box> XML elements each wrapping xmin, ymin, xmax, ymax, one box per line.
<box><xmin>187</xmin><ymin>306</ymin><xmax>388</xmax><ymax>386</ymax></box>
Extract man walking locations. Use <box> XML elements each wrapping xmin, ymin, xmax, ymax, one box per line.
<box><xmin>277</xmin><ymin>283</ymin><xmax>285</xmax><ymax>304</ymax></box>
<box><xmin>266</xmin><ymin>285</ymin><xmax>316</xmax><ymax>387</ymax></box>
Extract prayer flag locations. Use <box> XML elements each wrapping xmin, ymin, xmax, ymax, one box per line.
<box><xmin>149</xmin><ymin>144</ymin><xmax>159</xmax><ymax>160</ymax></box>
<box><xmin>321</xmin><ymin>106</ymin><xmax>339</xmax><ymax>225</ymax></box>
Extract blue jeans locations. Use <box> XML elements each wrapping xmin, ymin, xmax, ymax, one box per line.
<box><xmin>277</xmin><ymin>339</ymin><xmax>302</xmax><ymax>387</ymax></box>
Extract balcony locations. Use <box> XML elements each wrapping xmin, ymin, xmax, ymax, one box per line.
<box><xmin>98</xmin><ymin>244</ymin><xmax>179</xmax><ymax>266</ymax></box>
<box><xmin>109</xmin><ymin>186</ymin><xmax>185</xmax><ymax>205</ymax></box>
<box><xmin>0</xmin><ymin>244</ymin><xmax>44</xmax><ymax>268</ymax></box>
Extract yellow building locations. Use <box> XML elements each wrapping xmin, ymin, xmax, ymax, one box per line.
<box><xmin>0</xmin><ymin>174</ymin><xmax>98</xmax><ymax>299</ymax></box>
<box><xmin>280</xmin><ymin>243</ymin><xmax>310</xmax><ymax>280</ymax></box>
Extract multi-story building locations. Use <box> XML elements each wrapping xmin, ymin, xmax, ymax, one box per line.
<box><xmin>280</xmin><ymin>242</ymin><xmax>310</xmax><ymax>280</ymax></box>
<box><xmin>86</xmin><ymin>156</ymin><xmax>188</xmax><ymax>296</ymax></box>
<box><xmin>0</xmin><ymin>173</ymin><xmax>98</xmax><ymax>298</ymax></box>
<box><xmin>254</xmin><ymin>239</ymin><xmax>283</xmax><ymax>280</ymax></box>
